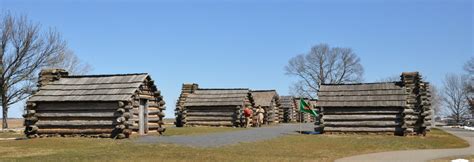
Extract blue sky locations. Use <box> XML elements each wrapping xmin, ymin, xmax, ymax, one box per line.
<box><xmin>1</xmin><ymin>0</ymin><xmax>472</xmax><ymax>118</ymax></box>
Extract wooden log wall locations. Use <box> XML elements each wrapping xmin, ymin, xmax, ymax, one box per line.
<box><xmin>174</xmin><ymin>83</ymin><xmax>199</xmax><ymax>127</ymax></box>
<box><xmin>185</xmin><ymin>106</ymin><xmax>240</xmax><ymax>127</ymax></box>
<box><xmin>279</xmin><ymin>96</ymin><xmax>297</xmax><ymax>123</ymax></box>
<box><xmin>24</xmin><ymin>101</ymin><xmax>131</xmax><ymax>139</ymax></box>
<box><xmin>260</xmin><ymin>100</ymin><xmax>280</xmax><ymax>124</ymax></box>
<box><xmin>317</xmin><ymin>107</ymin><xmax>404</xmax><ymax>133</ymax></box>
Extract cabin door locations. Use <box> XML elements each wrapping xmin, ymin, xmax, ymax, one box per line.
<box><xmin>139</xmin><ymin>99</ymin><xmax>149</xmax><ymax>135</ymax></box>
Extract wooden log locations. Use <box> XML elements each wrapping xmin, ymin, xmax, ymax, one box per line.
<box><xmin>118</xmin><ymin>101</ymin><xmax>125</xmax><ymax>108</ymax></box>
<box><xmin>186</xmin><ymin>116</ymin><xmax>234</xmax><ymax>121</ymax></box>
<box><xmin>323</xmin><ymin>115</ymin><xmax>401</xmax><ymax>121</ymax></box>
<box><xmin>37</xmin><ymin>128</ymin><xmax>114</xmax><ymax>134</ymax></box>
<box><xmin>116</xmin><ymin>117</ymin><xmax>126</xmax><ymax>123</ymax></box>
<box><xmin>324</xmin><ymin>127</ymin><xmax>397</xmax><ymax>132</ymax></box>
<box><xmin>324</xmin><ymin>121</ymin><xmax>401</xmax><ymax>127</ymax></box>
<box><xmin>148</xmin><ymin>117</ymin><xmax>161</xmax><ymax>122</ymax></box>
<box><xmin>36</xmin><ymin>112</ymin><xmax>119</xmax><ymax>118</ymax></box>
<box><xmin>36</xmin><ymin>120</ymin><xmax>114</xmax><ymax>126</ymax></box>
<box><xmin>117</xmin><ymin>108</ymin><xmax>126</xmax><ymax>113</ymax></box>
<box><xmin>185</xmin><ymin>112</ymin><xmax>234</xmax><ymax>116</ymax></box>
<box><xmin>116</xmin><ymin>124</ymin><xmax>126</xmax><ymax>129</ymax></box>
<box><xmin>186</xmin><ymin>121</ymin><xmax>234</xmax><ymax>126</ymax></box>
<box><xmin>37</xmin><ymin>102</ymin><xmax>117</xmax><ymax>111</ymax></box>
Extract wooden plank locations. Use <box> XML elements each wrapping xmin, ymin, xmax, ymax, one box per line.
<box><xmin>186</xmin><ymin>116</ymin><xmax>234</xmax><ymax>121</ymax></box>
<box><xmin>324</xmin><ymin>121</ymin><xmax>401</xmax><ymax>127</ymax></box>
<box><xmin>323</xmin><ymin>127</ymin><xmax>398</xmax><ymax>132</ymax></box>
<box><xmin>36</xmin><ymin>120</ymin><xmax>115</xmax><ymax>126</ymax></box>
<box><xmin>323</xmin><ymin>115</ymin><xmax>401</xmax><ymax>121</ymax></box>
<box><xmin>186</xmin><ymin>112</ymin><xmax>234</xmax><ymax>116</ymax></box>
<box><xmin>37</xmin><ymin>128</ymin><xmax>114</xmax><ymax>134</ymax></box>
<box><xmin>37</xmin><ymin>102</ymin><xmax>118</xmax><ymax>111</ymax></box>
<box><xmin>36</xmin><ymin>112</ymin><xmax>119</xmax><ymax>118</ymax></box>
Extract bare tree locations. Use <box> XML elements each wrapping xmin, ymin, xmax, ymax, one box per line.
<box><xmin>441</xmin><ymin>74</ymin><xmax>470</xmax><ymax>123</ymax></box>
<box><xmin>285</xmin><ymin>43</ymin><xmax>364</xmax><ymax>98</ymax></box>
<box><xmin>0</xmin><ymin>13</ymin><xmax>68</xmax><ymax>129</ymax></box>
<box><xmin>464</xmin><ymin>57</ymin><xmax>474</xmax><ymax>77</ymax></box>
<box><xmin>430</xmin><ymin>85</ymin><xmax>443</xmax><ymax>117</ymax></box>
<box><xmin>46</xmin><ymin>49</ymin><xmax>92</xmax><ymax>75</ymax></box>
<box><xmin>463</xmin><ymin>57</ymin><xmax>474</xmax><ymax>117</ymax></box>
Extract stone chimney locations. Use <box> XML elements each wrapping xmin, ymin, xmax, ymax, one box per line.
<box><xmin>37</xmin><ymin>69</ymin><xmax>69</xmax><ymax>87</ymax></box>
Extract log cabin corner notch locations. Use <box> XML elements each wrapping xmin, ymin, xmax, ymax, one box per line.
<box><xmin>24</xmin><ymin>69</ymin><xmax>166</xmax><ymax>139</ymax></box>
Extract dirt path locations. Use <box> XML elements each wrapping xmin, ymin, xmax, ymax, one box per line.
<box><xmin>336</xmin><ymin>128</ymin><xmax>474</xmax><ymax>162</ymax></box>
<box><xmin>135</xmin><ymin>123</ymin><xmax>314</xmax><ymax>147</ymax></box>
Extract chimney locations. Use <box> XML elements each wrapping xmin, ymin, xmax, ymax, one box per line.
<box><xmin>37</xmin><ymin>69</ymin><xmax>69</xmax><ymax>87</ymax></box>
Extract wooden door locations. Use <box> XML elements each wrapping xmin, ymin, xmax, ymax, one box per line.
<box><xmin>139</xmin><ymin>99</ymin><xmax>149</xmax><ymax>135</ymax></box>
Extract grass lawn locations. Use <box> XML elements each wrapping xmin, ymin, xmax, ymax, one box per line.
<box><xmin>430</xmin><ymin>155</ymin><xmax>474</xmax><ymax>162</ymax></box>
<box><xmin>129</xmin><ymin>126</ymin><xmax>247</xmax><ymax>137</ymax></box>
<box><xmin>0</xmin><ymin>128</ymin><xmax>469</xmax><ymax>161</ymax></box>
<box><xmin>0</xmin><ymin>131</ymin><xmax>24</xmax><ymax>138</ymax></box>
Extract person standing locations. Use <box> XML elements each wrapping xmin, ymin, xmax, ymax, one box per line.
<box><xmin>255</xmin><ymin>105</ymin><xmax>265</xmax><ymax>127</ymax></box>
<box><xmin>243</xmin><ymin>106</ymin><xmax>253</xmax><ymax>128</ymax></box>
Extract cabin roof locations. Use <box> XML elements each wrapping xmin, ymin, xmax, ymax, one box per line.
<box><xmin>28</xmin><ymin>73</ymin><xmax>149</xmax><ymax>102</ymax></box>
<box><xmin>183</xmin><ymin>88</ymin><xmax>251</xmax><ymax>107</ymax></box>
<box><xmin>279</xmin><ymin>96</ymin><xmax>295</xmax><ymax>108</ymax></box>
<box><xmin>316</xmin><ymin>82</ymin><xmax>407</xmax><ymax>107</ymax></box>
<box><xmin>251</xmin><ymin>90</ymin><xmax>278</xmax><ymax>107</ymax></box>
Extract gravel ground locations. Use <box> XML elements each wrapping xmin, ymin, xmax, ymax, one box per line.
<box><xmin>135</xmin><ymin>123</ymin><xmax>315</xmax><ymax>147</ymax></box>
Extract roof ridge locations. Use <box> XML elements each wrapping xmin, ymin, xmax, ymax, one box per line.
<box><xmin>197</xmin><ymin>88</ymin><xmax>249</xmax><ymax>90</ymax></box>
<box><xmin>64</xmin><ymin>73</ymin><xmax>148</xmax><ymax>78</ymax></box>
<box><xmin>322</xmin><ymin>82</ymin><xmax>400</xmax><ymax>85</ymax></box>
<box><xmin>251</xmin><ymin>90</ymin><xmax>276</xmax><ymax>92</ymax></box>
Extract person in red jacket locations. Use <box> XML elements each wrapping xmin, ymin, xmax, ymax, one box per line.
<box><xmin>243</xmin><ymin>107</ymin><xmax>253</xmax><ymax>128</ymax></box>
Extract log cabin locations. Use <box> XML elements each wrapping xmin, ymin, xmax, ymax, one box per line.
<box><xmin>250</xmin><ymin>90</ymin><xmax>281</xmax><ymax>124</ymax></box>
<box><xmin>315</xmin><ymin>72</ymin><xmax>432</xmax><ymax>136</ymax></box>
<box><xmin>24</xmin><ymin>69</ymin><xmax>166</xmax><ymax>139</ymax></box>
<box><xmin>175</xmin><ymin>83</ymin><xmax>255</xmax><ymax>127</ymax></box>
<box><xmin>279</xmin><ymin>96</ymin><xmax>297</xmax><ymax>123</ymax></box>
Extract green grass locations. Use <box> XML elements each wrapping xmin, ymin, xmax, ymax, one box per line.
<box><xmin>0</xmin><ymin>131</ymin><xmax>24</xmax><ymax>138</ymax></box>
<box><xmin>0</xmin><ymin>128</ymin><xmax>469</xmax><ymax>161</ymax></box>
<box><xmin>163</xmin><ymin>126</ymin><xmax>246</xmax><ymax>136</ymax></box>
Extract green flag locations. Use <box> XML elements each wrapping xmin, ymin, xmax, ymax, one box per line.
<box><xmin>299</xmin><ymin>98</ymin><xmax>318</xmax><ymax>117</ymax></box>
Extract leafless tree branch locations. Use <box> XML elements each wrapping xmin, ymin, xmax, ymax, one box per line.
<box><xmin>285</xmin><ymin>43</ymin><xmax>364</xmax><ymax>98</ymax></box>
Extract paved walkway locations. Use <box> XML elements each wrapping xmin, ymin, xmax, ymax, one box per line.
<box><xmin>135</xmin><ymin>123</ymin><xmax>314</xmax><ymax>147</ymax></box>
<box><xmin>336</xmin><ymin>128</ymin><xmax>474</xmax><ymax>162</ymax></box>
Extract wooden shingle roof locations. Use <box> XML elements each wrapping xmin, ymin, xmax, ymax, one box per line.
<box><xmin>251</xmin><ymin>90</ymin><xmax>278</xmax><ymax>107</ymax></box>
<box><xmin>28</xmin><ymin>73</ymin><xmax>148</xmax><ymax>102</ymax></box>
<box><xmin>183</xmin><ymin>88</ymin><xmax>250</xmax><ymax>107</ymax></box>
<box><xmin>316</xmin><ymin>82</ymin><xmax>407</xmax><ymax>107</ymax></box>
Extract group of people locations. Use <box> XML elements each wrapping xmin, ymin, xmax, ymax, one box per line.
<box><xmin>243</xmin><ymin>105</ymin><xmax>265</xmax><ymax>128</ymax></box>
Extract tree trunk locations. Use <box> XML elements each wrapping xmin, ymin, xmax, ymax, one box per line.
<box><xmin>0</xmin><ymin>75</ymin><xmax>7</xmax><ymax>129</ymax></box>
<box><xmin>2</xmin><ymin>95</ymin><xmax>8</xmax><ymax>129</ymax></box>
